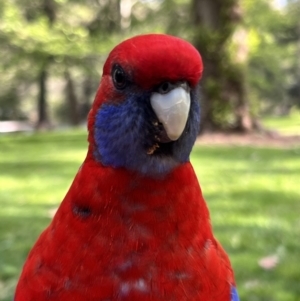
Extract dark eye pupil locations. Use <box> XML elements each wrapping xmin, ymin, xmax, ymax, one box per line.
<box><xmin>158</xmin><ymin>82</ymin><xmax>172</xmax><ymax>94</ymax></box>
<box><xmin>115</xmin><ymin>69</ymin><xmax>124</xmax><ymax>83</ymax></box>
<box><xmin>161</xmin><ymin>82</ymin><xmax>169</xmax><ymax>92</ymax></box>
<box><xmin>113</xmin><ymin>66</ymin><xmax>127</xmax><ymax>89</ymax></box>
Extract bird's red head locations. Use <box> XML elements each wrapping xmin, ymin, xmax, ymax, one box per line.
<box><xmin>87</xmin><ymin>34</ymin><xmax>203</xmax><ymax>176</ymax></box>
<box><xmin>90</xmin><ymin>34</ymin><xmax>203</xmax><ymax>110</ymax></box>
<box><xmin>103</xmin><ymin>34</ymin><xmax>203</xmax><ymax>89</ymax></box>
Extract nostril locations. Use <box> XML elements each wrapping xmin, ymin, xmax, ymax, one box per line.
<box><xmin>180</xmin><ymin>81</ymin><xmax>190</xmax><ymax>92</ymax></box>
<box><xmin>157</xmin><ymin>81</ymin><xmax>189</xmax><ymax>94</ymax></box>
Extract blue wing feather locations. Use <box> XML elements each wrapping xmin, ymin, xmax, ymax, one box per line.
<box><xmin>231</xmin><ymin>286</ymin><xmax>240</xmax><ymax>301</ymax></box>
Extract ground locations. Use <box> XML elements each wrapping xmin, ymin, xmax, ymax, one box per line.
<box><xmin>0</xmin><ymin>113</ymin><xmax>300</xmax><ymax>301</ymax></box>
<box><xmin>197</xmin><ymin>132</ymin><xmax>300</xmax><ymax>148</ymax></box>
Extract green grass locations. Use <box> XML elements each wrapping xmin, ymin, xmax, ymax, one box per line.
<box><xmin>1</xmin><ymin>129</ymin><xmax>300</xmax><ymax>301</ymax></box>
<box><xmin>262</xmin><ymin>111</ymin><xmax>300</xmax><ymax>136</ymax></box>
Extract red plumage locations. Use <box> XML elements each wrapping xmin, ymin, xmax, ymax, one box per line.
<box><xmin>15</xmin><ymin>34</ymin><xmax>236</xmax><ymax>301</ymax></box>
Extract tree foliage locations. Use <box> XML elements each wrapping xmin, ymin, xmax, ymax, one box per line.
<box><xmin>0</xmin><ymin>0</ymin><xmax>299</xmax><ymax>129</ymax></box>
<box><xmin>191</xmin><ymin>0</ymin><xmax>254</xmax><ymax>132</ymax></box>
<box><xmin>0</xmin><ymin>0</ymin><xmax>171</xmax><ymax>125</ymax></box>
<box><xmin>244</xmin><ymin>0</ymin><xmax>300</xmax><ymax>114</ymax></box>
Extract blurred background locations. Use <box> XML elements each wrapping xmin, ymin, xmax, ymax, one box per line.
<box><xmin>0</xmin><ymin>0</ymin><xmax>300</xmax><ymax>300</ymax></box>
<box><xmin>0</xmin><ymin>0</ymin><xmax>299</xmax><ymax>130</ymax></box>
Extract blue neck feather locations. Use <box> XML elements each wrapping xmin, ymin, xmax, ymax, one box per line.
<box><xmin>93</xmin><ymin>89</ymin><xmax>200</xmax><ymax>177</ymax></box>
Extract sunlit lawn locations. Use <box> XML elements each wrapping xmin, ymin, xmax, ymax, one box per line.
<box><xmin>262</xmin><ymin>110</ymin><xmax>300</xmax><ymax>136</ymax></box>
<box><xmin>0</xmin><ymin>125</ymin><xmax>300</xmax><ymax>301</ymax></box>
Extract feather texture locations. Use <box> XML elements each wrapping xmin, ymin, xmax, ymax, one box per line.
<box><xmin>15</xmin><ymin>34</ymin><xmax>239</xmax><ymax>301</ymax></box>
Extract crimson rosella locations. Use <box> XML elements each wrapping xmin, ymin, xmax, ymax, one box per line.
<box><xmin>15</xmin><ymin>34</ymin><xmax>239</xmax><ymax>301</ymax></box>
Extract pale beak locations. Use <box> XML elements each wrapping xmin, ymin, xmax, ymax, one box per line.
<box><xmin>150</xmin><ymin>85</ymin><xmax>190</xmax><ymax>141</ymax></box>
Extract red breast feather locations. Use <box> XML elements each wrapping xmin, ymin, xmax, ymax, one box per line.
<box><xmin>15</xmin><ymin>34</ymin><xmax>235</xmax><ymax>301</ymax></box>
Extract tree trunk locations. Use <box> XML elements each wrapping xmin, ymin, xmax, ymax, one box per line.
<box><xmin>192</xmin><ymin>0</ymin><xmax>255</xmax><ymax>133</ymax></box>
<box><xmin>64</xmin><ymin>70</ymin><xmax>80</xmax><ymax>126</ymax></box>
<box><xmin>43</xmin><ymin>0</ymin><xmax>56</xmax><ymax>24</ymax></box>
<box><xmin>36</xmin><ymin>67</ymin><xmax>50</xmax><ymax>130</ymax></box>
<box><xmin>35</xmin><ymin>0</ymin><xmax>56</xmax><ymax>130</ymax></box>
<box><xmin>81</xmin><ymin>76</ymin><xmax>94</xmax><ymax>120</ymax></box>
<box><xmin>87</xmin><ymin>0</ymin><xmax>121</xmax><ymax>35</ymax></box>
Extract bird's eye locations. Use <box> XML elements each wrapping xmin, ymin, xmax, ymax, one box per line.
<box><xmin>158</xmin><ymin>82</ymin><xmax>173</xmax><ymax>94</ymax></box>
<box><xmin>112</xmin><ymin>65</ymin><xmax>127</xmax><ymax>90</ymax></box>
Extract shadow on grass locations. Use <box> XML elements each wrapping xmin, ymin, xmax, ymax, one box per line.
<box><xmin>192</xmin><ymin>146</ymin><xmax>300</xmax><ymax>162</ymax></box>
<box><xmin>0</xmin><ymin>160</ymin><xmax>81</xmax><ymax>178</ymax></box>
<box><xmin>205</xmin><ymin>188</ymin><xmax>300</xmax><ymax>206</ymax></box>
<box><xmin>0</xmin><ymin>214</ymin><xmax>51</xmax><ymax>300</ymax></box>
<box><xmin>203</xmin><ymin>187</ymin><xmax>300</xmax><ymax>301</ymax></box>
<box><xmin>1</xmin><ymin>133</ymin><xmax>300</xmax><ymax>301</ymax></box>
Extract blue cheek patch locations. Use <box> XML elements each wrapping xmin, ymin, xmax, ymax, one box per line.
<box><xmin>93</xmin><ymin>89</ymin><xmax>200</xmax><ymax>176</ymax></box>
<box><xmin>94</xmin><ymin>95</ymin><xmax>149</xmax><ymax>169</ymax></box>
<box><xmin>231</xmin><ymin>286</ymin><xmax>240</xmax><ymax>301</ymax></box>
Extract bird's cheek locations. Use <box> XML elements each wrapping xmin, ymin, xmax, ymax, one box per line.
<box><xmin>94</xmin><ymin>76</ymin><xmax>126</xmax><ymax>107</ymax></box>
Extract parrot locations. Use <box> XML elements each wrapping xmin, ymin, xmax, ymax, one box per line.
<box><xmin>15</xmin><ymin>34</ymin><xmax>239</xmax><ymax>301</ymax></box>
